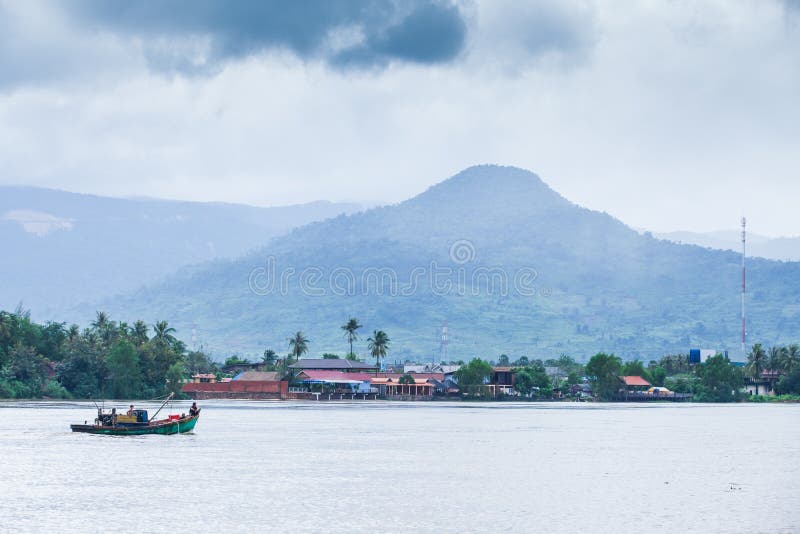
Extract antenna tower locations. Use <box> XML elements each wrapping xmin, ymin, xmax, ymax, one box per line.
<box><xmin>741</xmin><ymin>217</ymin><xmax>746</xmax><ymax>355</ymax></box>
<box><xmin>439</xmin><ymin>322</ymin><xmax>449</xmax><ymax>364</ymax></box>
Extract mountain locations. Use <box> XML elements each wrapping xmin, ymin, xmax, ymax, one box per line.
<box><xmin>77</xmin><ymin>165</ymin><xmax>800</xmax><ymax>361</ymax></box>
<box><xmin>0</xmin><ymin>186</ymin><xmax>360</xmax><ymax>315</ymax></box>
<box><xmin>653</xmin><ymin>230</ymin><xmax>800</xmax><ymax>262</ymax></box>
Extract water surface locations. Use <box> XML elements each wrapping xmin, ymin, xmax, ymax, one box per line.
<box><xmin>1</xmin><ymin>401</ymin><xmax>797</xmax><ymax>533</ymax></box>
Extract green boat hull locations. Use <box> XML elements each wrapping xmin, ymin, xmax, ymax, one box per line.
<box><xmin>70</xmin><ymin>415</ymin><xmax>199</xmax><ymax>436</ymax></box>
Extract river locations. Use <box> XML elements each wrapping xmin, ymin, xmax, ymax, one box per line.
<box><xmin>1</xmin><ymin>401</ymin><xmax>797</xmax><ymax>533</ymax></box>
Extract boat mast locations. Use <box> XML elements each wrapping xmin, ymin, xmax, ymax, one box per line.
<box><xmin>149</xmin><ymin>392</ymin><xmax>175</xmax><ymax>422</ymax></box>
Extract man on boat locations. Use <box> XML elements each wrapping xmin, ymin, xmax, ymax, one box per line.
<box><xmin>189</xmin><ymin>402</ymin><xmax>200</xmax><ymax>417</ymax></box>
<box><xmin>127</xmin><ymin>404</ymin><xmax>135</xmax><ymax>416</ymax></box>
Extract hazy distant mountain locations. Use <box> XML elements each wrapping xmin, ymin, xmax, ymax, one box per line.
<box><xmin>81</xmin><ymin>165</ymin><xmax>800</xmax><ymax>361</ymax></box>
<box><xmin>654</xmin><ymin>230</ymin><xmax>800</xmax><ymax>262</ymax></box>
<box><xmin>0</xmin><ymin>186</ymin><xmax>360</xmax><ymax>315</ymax></box>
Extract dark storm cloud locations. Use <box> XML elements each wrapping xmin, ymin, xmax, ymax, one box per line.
<box><xmin>72</xmin><ymin>0</ymin><xmax>468</xmax><ymax>72</ymax></box>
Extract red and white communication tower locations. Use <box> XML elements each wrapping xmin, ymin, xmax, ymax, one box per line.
<box><xmin>741</xmin><ymin>217</ymin><xmax>746</xmax><ymax>354</ymax></box>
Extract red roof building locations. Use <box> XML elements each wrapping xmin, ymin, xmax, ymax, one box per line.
<box><xmin>619</xmin><ymin>375</ymin><xmax>652</xmax><ymax>388</ymax></box>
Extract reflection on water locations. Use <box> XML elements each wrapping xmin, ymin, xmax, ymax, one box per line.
<box><xmin>1</xmin><ymin>401</ymin><xmax>798</xmax><ymax>533</ymax></box>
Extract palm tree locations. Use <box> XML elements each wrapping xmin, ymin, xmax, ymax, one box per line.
<box><xmin>66</xmin><ymin>324</ymin><xmax>80</xmax><ymax>342</ymax></box>
<box><xmin>91</xmin><ymin>311</ymin><xmax>110</xmax><ymax>331</ymax></box>
<box><xmin>288</xmin><ymin>332</ymin><xmax>309</xmax><ymax>364</ymax></box>
<box><xmin>131</xmin><ymin>320</ymin><xmax>149</xmax><ymax>346</ymax></box>
<box><xmin>367</xmin><ymin>330</ymin><xmax>390</xmax><ymax>372</ymax></box>
<box><xmin>153</xmin><ymin>320</ymin><xmax>177</xmax><ymax>347</ymax></box>
<box><xmin>784</xmin><ymin>344</ymin><xmax>800</xmax><ymax>374</ymax></box>
<box><xmin>91</xmin><ymin>311</ymin><xmax>116</xmax><ymax>345</ymax></box>
<box><xmin>747</xmin><ymin>343</ymin><xmax>768</xmax><ymax>394</ymax></box>
<box><xmin>263</xmin><ymin>349</ymin><xmax>277</xmax><ymax>370</ymax></box>
<box><xmin>0</xmin><ymin>311</ymin><xmax>12</xmax><ymax>342</ymax></box>
<box><xmin>768</xmin><ymin>346</ymin><xmax>786</xmax><ymax>372</ymax></box>
<box><xmin>341</xmin><ymin>317</ymin><xmax>362</xmax><ymax>358</ymax></box>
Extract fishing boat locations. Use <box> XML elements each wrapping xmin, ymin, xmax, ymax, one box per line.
<box><xmin>70</xmin><ymin>393</ymin><xmax>200</xmax><ymax>436</ymax></box>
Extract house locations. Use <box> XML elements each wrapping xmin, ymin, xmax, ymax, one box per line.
<box><xmin>182</xmin><ymin>370</ymin><xmax>287</xmax><ymax>399</ymax></box>
<box><xmin>371</xmin><ymin>377</ymin><xmax>435</xmax><ymax>398</ymax></box>
<box><xmin>744</xmin><ymin>370</ymin><xmax>780</xmax><ymax>396</ymax></box>
<box><xmin>289</xmin><ymin>358</ymin><xmax>378</xmax><ymax>373</ymax></box>
<box><xmin>295</xmin><ymin>370</ymin><xmax>373</xmax><ymax>393</ymax></box>
<box><xmin>191</xmin><ymin>373</ymin><xmax>217</xmax><ymax>383</ymax></box>
<box><xmin>404</xmin><ymin>364</ymin><xmax>461</xmax><ymax>376</ymax></box>
<box><xmin>618</xmin><ymin>375</ymin><xmax>652</xmax><ymax>401</ymax></box>
<box><xmin>491</xmin><ymin>367</ymin><xmax>515</xmax><ymax>395</ymax></box>
<box><xmin>619</xmin><ymin>375</ymin><xmax>652</xmax><ymax>391</ymax></box>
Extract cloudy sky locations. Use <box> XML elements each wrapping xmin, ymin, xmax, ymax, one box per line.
<box><xmin>1</xmin><ymin>0</ymin><xmax>798</xmax><ymax>236</ymax></box>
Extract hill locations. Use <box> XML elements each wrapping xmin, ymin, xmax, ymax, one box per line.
<box><xmin>0</xmin><ymin>186</ymin><xmax>360</xmax><ymax>315</ymax></box>
<box><xmin>77</xmin><ymin>165</ymin><xmax>800</xmax><ymax>361</ymax></box>
<box><xmin>653</xmin><ymin>230</ymin><xmax>800</xmax><ymax>262</ymax></box>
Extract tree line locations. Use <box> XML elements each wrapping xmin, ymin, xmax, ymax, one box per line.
<box><xmin>0</xmin><ymin>309</ymin><xmax>214</xmax><ymax>399</ymax></box>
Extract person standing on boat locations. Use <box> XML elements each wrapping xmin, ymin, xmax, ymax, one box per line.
<box><xmin>189</xmin><ymin>402</ymin><xmax>200</xmax><ymax>417</ymax></box>
<box><xmin>127</xmin><ymin>404</ymin><xmax>135</xmax><ymax>416</ymax></box>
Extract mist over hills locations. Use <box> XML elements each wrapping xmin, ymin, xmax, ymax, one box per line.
<box><xmin>78</xmin><ymin>165</ymin><xmax>800</xmax><ymax>362</ymax></box>
<box><xmin>0</xmin><ymin>186</ymin><xmax>360</xmax><ymax>315</ymax></box>
<box><xmin>653</xmin><ymin>230</ymin><xmax>800</xmax><ymax>262</ymax></box>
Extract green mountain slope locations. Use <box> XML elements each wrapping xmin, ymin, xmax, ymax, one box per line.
<box><xmin>0</xmin><ymin>186</ymin><xmax>360</xmax><ymax>315</ymax></box>
<box><xmin>83</xmin><ymin>165</ymin><xmax>800</xmax><ymax>361</ymax></box>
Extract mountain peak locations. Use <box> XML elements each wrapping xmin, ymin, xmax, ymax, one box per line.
<box><xmin>406</xmin><ymin>164</ymin><xmax>568</xmax><ymax>210</ymax></box>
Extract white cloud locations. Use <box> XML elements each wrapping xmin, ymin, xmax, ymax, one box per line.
<box><xmin>0</xmin><ymin>0</ymin><xmax>798</xmax><ymax>237</ymax></box>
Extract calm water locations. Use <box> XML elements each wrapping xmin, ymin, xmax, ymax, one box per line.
<box><xmin>1</xmin><ymin>401</ymin><xmax>798</xmax><ymax>533</ymax></box>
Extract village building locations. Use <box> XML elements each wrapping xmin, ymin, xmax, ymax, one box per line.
<box><xmin>183</xmin><ymin>371</ymin><xmax>287</xmax><ymax>400</ymax></box>
<box><xmin>289</xmin><ymin>358</ymin><xmax>378</xmax><ymax>373</ymax></box>
<box><xmin>744</xmin><ymin>370</ymin><xmax>780</xmax><ymax>396</ymax></box>
<box><xmin>491</xmin><ymin>367</ymin><xmax>515</xmax><ymax>395</ymax></box>
<box><xmin>371</xmin><ymin>377</ymin><xmax>435</xmax><ymax>399</ymax></box>
<box><xmin>295</xmin><ymin>370</ymin><xmax>373</xmax><ymax>393</ymax></box>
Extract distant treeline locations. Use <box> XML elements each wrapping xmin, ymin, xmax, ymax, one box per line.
<box><xmin>2</xmin><ymin>308</ymin><xmax>799</xmax><ymax>401</ymax></box>
<box><xmin>0</xmin><ymin>309</ymin><xmax>215</xmax><ymax>400</ymax></box>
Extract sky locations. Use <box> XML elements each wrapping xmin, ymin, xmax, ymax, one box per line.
<box><xmin>1</xmin><ymin>0</ymin><xmax>799</xmax><ymax>237</ymax></box>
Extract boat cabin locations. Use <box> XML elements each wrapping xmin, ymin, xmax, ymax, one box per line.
<box><xmin>100</xmin><ymin>409</ymin><xmax>149</xmax><ymax>426</ymax></box>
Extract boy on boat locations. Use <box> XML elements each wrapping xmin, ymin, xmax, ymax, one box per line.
<box><xmin>189</xmin><ymin>402</ymin><xmax>201</xmax><ymax>417</ymax></box>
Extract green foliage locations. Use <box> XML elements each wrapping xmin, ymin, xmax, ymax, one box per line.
<box><xmin>567</xmin><ymin>371</ymin><xmax>580</xmax><ymax>385</ymax></box>
<box><xmin>341</xmin><ymin>318</ymin><xmax>362</xmax><ymax>359</ymax></box>
<box><xmin>664</xmin><ymin>375</ymin><xmax>695</xmax><ymax>394</ymax></box>
<box><xmin>165</xmin><ymin>362</ymin><xmax>186</xmax><ymax>397</ymax></box>
<box><xmin>648</xmin><ymin>366</ymin><xmax>667</xmax><ymax>387</ymax></box>
<box><xmin>621</xmin><ymin>360</ymin><xmax>648</xmax><ymax>381</ymax></box>
<box><xmin>398</xmin><ymin>373</ymin><xmax>415</xmax><ymax>385</ymax></box>
<box><xmin>585</xmin><ymin>353</ymin><xmax>622</xmax><ymax>400</ymax></box>
<box><xmin>455</xmin><ymin>358</ymin><xmax>493</xmax><ymax>387</ymax></box>
<box><xmin>658</xmin><ymin>354</ymin><xmax>690</xmax><ymax>375</ymax></box>
<box><xmin>694</xmin><ymin>354</ymin><xmax>743</xmax><ymax>402</ymax></box>
<box><xmin>224</xmin><ymin>355</ymin><xmax>251</xmax><ymax>366</ymax></box>
<box><xmin>746</xmin><ymin>394</ymin><xmax>800</xmax><ymax>403</ymax></box>
<box><xmin>42</xmin><ymin>380</ymin><xmax>72</xmax><ymax>399</ymax></box>
<box><xmin>288</xmin><ymin>331</ymin><xmax>309</xmax><ymax>363</ymax></box>
<box><xmin>322</xmin><ymin>353</ymin><xmax>340</xmax><ymax>359</ymax></box>
<box><xmin>0</xmin><ymin>309</ymin><xmax>199</xmax><ymax>400</ymax></box>
<box><xmin>746</xmin><ymin>344</ymin><xmax>768</xmax><ymax>381</ymax></box>
<box><xmin>776</xmin><ymin>367</ymin><xmax>800</xmax><ymax>395</ymax></box>
<box><xmin>367</xmin><ymin>330</ymin><xmax>390</xmax><ymax>369</ymax></box>
<box><xmin>556</xmin><ymin>354</ymin><xmax>583</xmax><ymax>376</ymax></box>
<box><xmin>106</xmin><ymin>340</ymin><xmax>141</xmax><ymax>399</ymax></box>
<box><xmin>187</xmin><ymin>350</ymin><xmax>216</xmax><ymax>374</ymax></box>
<box><xmin>514</xmin><ymin>365</ymin><xmax>551</xmax><ymax>398</ymax></box>
<box><xmin>497</xmin><ymin>354</ymin><xmax>510</xmax><ymax>366</ymax></box>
